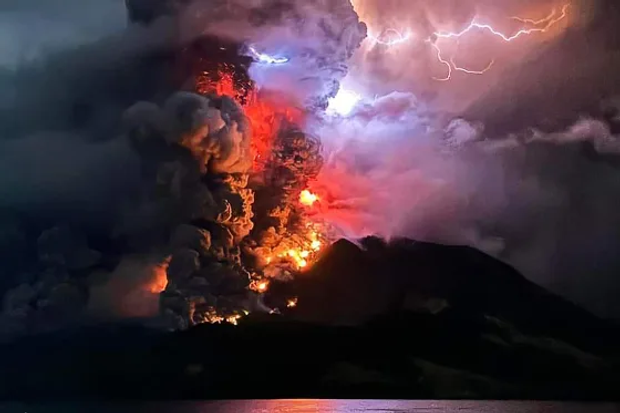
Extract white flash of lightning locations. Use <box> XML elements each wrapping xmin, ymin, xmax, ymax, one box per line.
<box><xmin>367</xmin><ymin>28</ymin><xmax>412</xmax><ymax>46</ymax></box>
<box><xmin>327</xmin><ymin>88</ymin><xmax>362</xmax><ymax>116</ymax></box>
<box><xmin>248</xmin><ymin>46</ymin><xmax>289</xmax><ymax>65</ymax></box>
<box><xmin>434</xmin><ymin>4</ymin><xmax>571</xmax><ymax>43</ymax></box>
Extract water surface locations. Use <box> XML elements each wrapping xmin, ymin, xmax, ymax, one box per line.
<box><xmin>4</xmin><ymin>400</ymin><xmax>619</xmax><ymax>413</ymax></box>
<box><xmin>199</xmin><ymin>400</ymin><xmax>617</xmax><ymax>413</ymax></box>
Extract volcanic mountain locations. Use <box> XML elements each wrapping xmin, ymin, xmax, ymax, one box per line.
<box><xmin>1</xmin><ymin>238</ymin><xmax>618</xmax><ymax>400</ymax></box>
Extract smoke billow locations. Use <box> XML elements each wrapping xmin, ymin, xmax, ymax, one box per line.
<box><xmin>298</xmin><ymin>0</ymin><xmax>620</xmax><ymax>319</ymax></box>
<box><xmin>307</xmin><ymin>91</ymin><xmax>620</xmax><ymax>318</ymax></box>
<box><xmin>0</xmin><ymin>0</ymin><xmax>365</xmax><ymax>337</ymax></box>
<box><xmin>2</xmin><ymin>0</ymin><xmax>620</xmax><ymax>338</ymax></box>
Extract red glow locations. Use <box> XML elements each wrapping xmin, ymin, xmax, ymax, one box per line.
<box><xmin>196</xmin><ymin>65</ymin><xmax>304</xmax><ymax>172</ymax></box>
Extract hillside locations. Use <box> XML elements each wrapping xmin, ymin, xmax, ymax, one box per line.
<box><xmin>0</xmin><ymin>238</ymin><xmax>618</xmax><ymax>400</ymax></box>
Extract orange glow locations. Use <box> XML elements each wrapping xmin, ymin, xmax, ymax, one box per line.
<box><xmin>299</xmin><ymin>189</ymin><xmax>319</xmax><ymax>207</ymax></box>
<box><xmin>194</xmin><ymin>63</ymin><xmax>330</xmax><ymax>320</ymax></box>
<box><xmin>196</xmin><ymin>65</ymin><xmax>304</xmax><ymax>171</ymax></box>
<box><xmin>311</xmin><ymin>241</ymin><xmax>321</xmax><ymax>251</ymax></box>
<box><xmin>148</xmin><ymin>257</ymin><xmax>171</xmax><ymax>294</ymax></box>
<box><xmin>258</xmin><ymin>223</ymin><xmax>326</xmax><ymax>272</ymax></box>
<box><xmin>250</xmin><ymin>280</ymin><xmax>270</xmax><ymax>293</ymax></box>
<box><xmin>226</xmin><ymin>315</ymin><xmax>242</xmax><ymax>326</ymax></box>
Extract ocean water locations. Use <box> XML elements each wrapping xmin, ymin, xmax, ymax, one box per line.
<box><xmin>3</xmin><ymin>401</ymin><xmax>618</xmax><ymax>413</ymax></box>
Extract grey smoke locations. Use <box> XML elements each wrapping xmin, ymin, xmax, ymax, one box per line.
<box><xmin>2</xmin><ymin>0</ymin><xmax>620</xmax><ymax>326</ymax></box>
<box><xmin>0</xmin><ymin>0</ymin><xmax>126</xmax><ymax>68</ymax></box>
<box><xmin>311</xmin><ymin>93</ymin><xmax>620</xmax><ymax>318</ymax></box>
<box><xmin>298</xmin><ymin>0</ymin><xmax>620</xmax><ymax>320</ymax></box>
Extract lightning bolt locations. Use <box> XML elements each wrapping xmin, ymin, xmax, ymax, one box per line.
<box><xmin>451</xmin><ymin>57</ymin><xmax>495</xmax><ymax>75</ymax></box>
<box><xmin>511</xmin><ymin>6</ymin><xmax>564</xmax><ymax>26</ymax></box>
<box><xmin>368</xmin><ymin>28</ymin><xmax>412</xmax><ymax>46</ymax></box>
<box><xmin>427</xmin><ymin>40</ymin><xmax>452</xmax><ymax>82</ymax></box>
<box><xmin>363</xmin><ymin>3</ymin><xmax>570</xmax><ymax>81</ymax></box>
<box><xmin>434</xmin><ymin>4</ymin><xmax>571</xmax><ymax>43</ymax></box>
<box><xmin>248</xmin><ymin>46</ymin><xmax>290</xmax><ymax>65</ymax></box>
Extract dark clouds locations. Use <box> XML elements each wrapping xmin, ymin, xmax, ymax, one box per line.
<box><xmin>0</xmin><ymin>133</ymin><xmax>141</xmax><ymax>218</ymax></box>
<box><xmin>464</xmin><ymin>0</ymin><xmax>620</xmax><ymax>134</ymax></box>
<box><xmin>0</xmin><ymin>0</ymin><xmax>126</xmax><ymax>68</ymax></box>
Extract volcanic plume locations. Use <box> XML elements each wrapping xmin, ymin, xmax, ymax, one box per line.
<box><xmin>2</xmin><ymin>0</ymin><xmax>620</xmax><ymax>339</ymax></box>
<box><xmin>0</xmin><ymin>0</ymin><xmax>365</xmax><ymax>336</ymax></box>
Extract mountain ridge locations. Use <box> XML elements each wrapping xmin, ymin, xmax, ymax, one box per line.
<box><xmin>0</xmin><ymin>237</ymin><xmax>618</xmax><ymax>400</ymax></box>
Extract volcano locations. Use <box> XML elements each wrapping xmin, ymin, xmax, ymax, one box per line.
<box><xmin>1</xmin><ymin>238</ymin><xmax>618</xmax><ymax>400</ymax></box>
<box><xmin>1</xmin><ymin>0</ymin><xmax>620</xmax><ymax>402</ymax></box>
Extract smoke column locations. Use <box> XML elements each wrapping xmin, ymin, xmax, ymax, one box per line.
<box><xmin>1</xmin><ymin>0</ymin><xmax>620</xmax><ymax>335</ymax></box>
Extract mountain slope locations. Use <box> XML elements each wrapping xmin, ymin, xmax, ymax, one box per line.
<box><xmin>0</xmin><ymin>237</ymin><xmax>618</xmax><ymax>400</ymax></box>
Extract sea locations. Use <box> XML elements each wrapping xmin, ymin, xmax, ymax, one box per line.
<box><xmin>2</xmin><ymin>401</ymin><xmax>618</xmax><ymax>413</ymax></box>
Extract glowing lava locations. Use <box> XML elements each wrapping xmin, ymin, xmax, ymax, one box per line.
<box><xmin>251</xmin><ymin>280</ymin><xmax>270</xmax><ymax>293</ymax></box>
<box><xmin>300</xmin><ymin>189</ymin><xmax>319</xmax><ymax>207</ymax></box>
<box><xmin>196</xmin><ymin>64</ymin><xmax>304</xmax><ymax>171</ymax></box>
<box><xmin>192</xmin><ymin>48</ymin><xmax>330</xmax><ymax>324</ymax></box>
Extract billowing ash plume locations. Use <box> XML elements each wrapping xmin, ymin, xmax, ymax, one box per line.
<box><xmin>128</xmin><ymin>0</ymin><xmax>367</xmax><ymax>110</ymax></box>
<box><xmin>307</xmin><ymin>88</ymin><xmax>620</xmax><ymax>319</ymax></box>
<box><xmin>0</xmin><ymin>0</ymin><xmax>365</xmax><ymax>337</ymax></box>
<box><xmin>290</xmin><ymin>0</ymin><xmax>620</xmax><ymax>319</ymax></box>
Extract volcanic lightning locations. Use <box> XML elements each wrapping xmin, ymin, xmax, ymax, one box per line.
<box><xmin>434</xmin><ymin>4</ymin><xmax>571</xmax><ymax>43</ymax></box>
<box><xmin>361</xmin><ymin>3</ymin><xmax>571</xmax><ymax>81</ymax></box>
<box><xmin>368</xmin><ymin>28</ymin><xmax>413</xmax><ymax>46</ymax></box>
<box><xmin>327</xmin><ymin>88</ymin><xmax>362</xmax><ymax>116</ymax></box>
<box><xmin>247</xmin><ymin>46</ymin><xmax>290</xmax><ymax>65</ymax></box>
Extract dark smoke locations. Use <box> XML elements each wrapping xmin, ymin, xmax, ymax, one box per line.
<box><xmin>0</xmin><ymin>0</ymin><xmax>364</xmax><ymax>338</ymax></box>
<box><xmin>2</xmin><ymin>0</ymin><xmax>620</xmax><ymax>340</ymax></box>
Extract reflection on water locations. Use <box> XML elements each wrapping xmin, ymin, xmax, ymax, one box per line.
<box><xmin>3</xmin><ymin>400</ymin><xmax>618</xmax><ymax>413</ymax></box>
<box><xmin>197</xmin><ymin>400</ymin><xmax>618</xmax><ymax>413</ymax></box>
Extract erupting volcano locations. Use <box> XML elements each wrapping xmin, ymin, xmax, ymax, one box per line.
<box><xmin>4</xmin><ymin>0</ymin><xmax>620</xmax><ymax>403</ymax></box>
<box><xmin>107</xmin><ymin>0</ymin><xmax>367</xmax><ymax>328</ymax></box>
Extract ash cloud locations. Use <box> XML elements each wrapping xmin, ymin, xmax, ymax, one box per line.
<box><xmin>311</xmin><ymin>92</ymin><xmax>620</xmax><ymax>318</ymax></box>
<box><xmin>293</xmin><ymin>0</ymin><xmax>620</xmax><ymax>319</ymax></box>
<box><xmin>0</xmin><ymin>0</ymin><xmax>364</xmax><ymax>336</ymax></box>
<box><xmin>2</xmin><ymin>0</ymin><xmax>620</xmax><ymax>335</ymax></box>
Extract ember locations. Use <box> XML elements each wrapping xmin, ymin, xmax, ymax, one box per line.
<box><xmin>110</xmin><ymin>0</ymin><xmax>364</xmax><ymax>331</ymax></box>
<box><xmin>300</xmin><ymin>190</ymin><xmax>319</xmax><ymax>207</ymax></box>
<box><xmin>287</xmin><ymin>298</ymin><xmax>298</xmax><ymax>308</ymax></box>
<box><xmin>192</xmin><ymin>63</ymin><xmax>329</xmax><ymax>304</ymax></box>
<box><xmin>195</xmin><ymin>65</ymin><xmax>304</xmax><ymax>172</ymax></box>
<box><xmin>0</xmin><ymin>0</ymin><xmax>366</xmax><ymax>340</ymax></box>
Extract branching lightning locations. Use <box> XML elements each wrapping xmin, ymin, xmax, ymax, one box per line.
<box><xmin>511</xmin><ymin>6</ymin><xmax>565</xmax><ymax>26</ymax></box>
<box><xmin>434</xmin><ymin>4</ymin><xmax>570</xmax><ymax>43</ymax></box>
<box><xmin>364</xmin><ymin>3</ymin><xmax>571</xmax><ymax>81</ymax></box>
<box><xmin>427</xmin><ymin>40</ymin><xmax>452</xmax><ymax>82</ymax></box>
<box><xmin>451</xmin><ymin>57</ymin><xmax>495</xmax><ymax>75</ymax></box>
<box><xmin>248</xmin><ymin>46</ymin><xmax>290</xmax><ymax>65</ymax></box>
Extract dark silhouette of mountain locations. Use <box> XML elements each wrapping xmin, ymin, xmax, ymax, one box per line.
<box><xmin>0</xmin><ymin>238</ymin><xmax>618</xmax><ymax>400</ymax></box>
<box><xmin>279</xmin><ymin>238</ymin><xmax>618</xmax><ymax>356</ymax></box>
